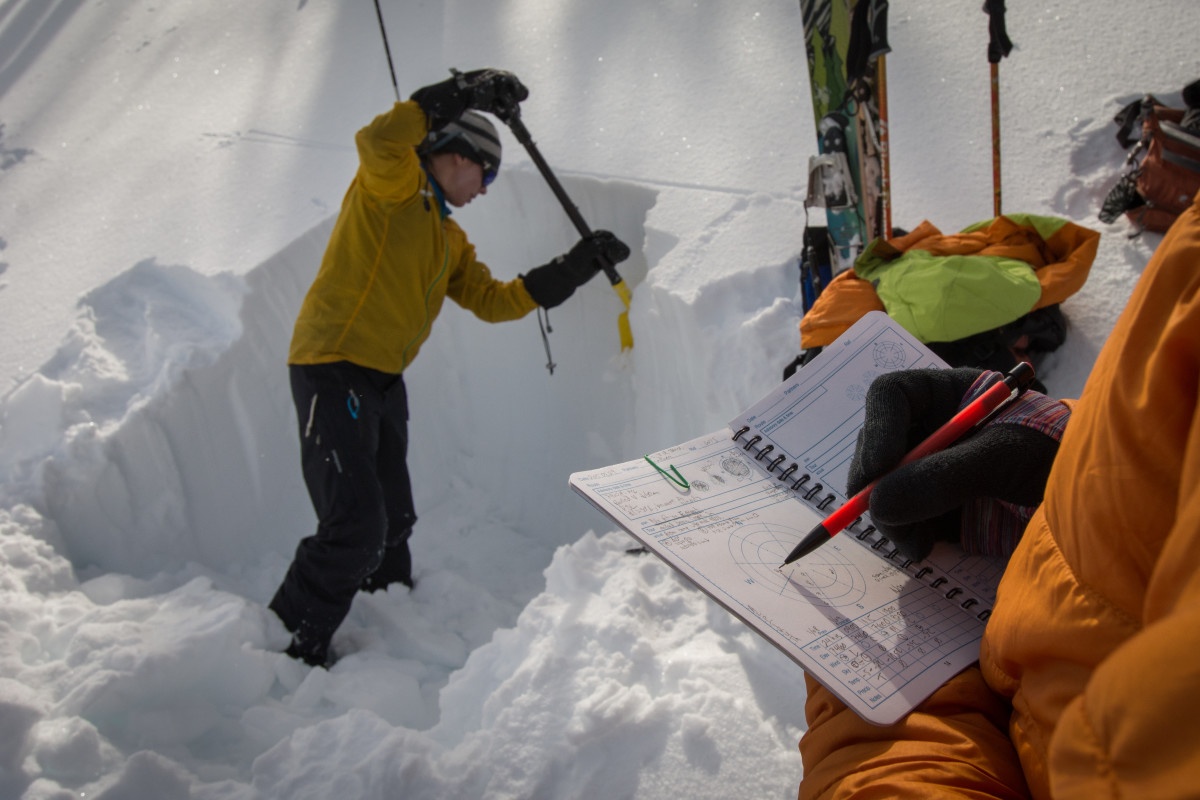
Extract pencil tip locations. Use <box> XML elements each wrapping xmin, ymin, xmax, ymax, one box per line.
<box><xmin>779</xmin><ymin>523</ymin><xmax>831</xmax><ymax>568</ymax></box>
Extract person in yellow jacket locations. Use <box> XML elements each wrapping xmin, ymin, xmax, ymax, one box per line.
<box><xmin>799</xmin><ymin>188</ymin><xmax>1200</xmax><ymax>798</ymax></box>
<box><xmin>270</xmin><ymin>69</ymin><xmax>631</xmax><ymax>667</ymax></box>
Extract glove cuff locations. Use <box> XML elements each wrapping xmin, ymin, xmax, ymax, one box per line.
<box><xmin>961</xmin><ymin>497</ymin><xmax>1033</xmax><ymax>557</ymax></box>
<box><xmin>521</xmin><ymin>260</ymin><xmax>575</xmax><ymax>309</ymax></box>
<box><xmin>409</xmin><ymin>80</ymin><xmax>469</xmax><ymax>132</ymax></box>
<box><xmin>956</xmin><ymin>370</ymin><xmax>1071</xmax><ymax>557</ymax></box>
<box><xmin>959</xmin><ymin>371</ymin><xmax>1071</xmax><ymax>442</ymax></box>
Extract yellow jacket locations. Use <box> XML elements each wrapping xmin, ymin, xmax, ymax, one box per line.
<box><xmin>289</xmin><ymin>101</ymin><xmax>538</xmax><ymax>373</ymax></box>
<box><xmin>800</xmin><ymin>190</ymin><xmax>1200</xmax><ymax>798</ymax></box>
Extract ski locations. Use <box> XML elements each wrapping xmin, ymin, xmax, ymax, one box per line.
<box><xmin>799</xmin><ymin>0</ymin><xmax>891</xmax><ymax>273</ymax></box>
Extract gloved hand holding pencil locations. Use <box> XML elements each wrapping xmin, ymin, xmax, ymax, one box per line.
<box><xmin>847</xmin><ymin>367</ymin><xmax>1071</xmax><ymax>560</ymax></box>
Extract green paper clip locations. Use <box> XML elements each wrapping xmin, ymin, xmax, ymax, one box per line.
<box><xmin>644</xmin><ymin>454</ymin><xmax>689</xmax><ymax>489</ymax></box>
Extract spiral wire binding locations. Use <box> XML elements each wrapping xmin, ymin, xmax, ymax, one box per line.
<box><xmin>730</xmin><ymin>425</ymin><xmax>992</xmax><ymax>621</ymax></box>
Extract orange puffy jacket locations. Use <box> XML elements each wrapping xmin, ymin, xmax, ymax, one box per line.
<box><xmin>799</xmin><ymin>191</ymin><xmax>1200</xmax><ymax>798</ymax></box>
<box><xmin>799</xmin><ymin>215</ymin><xmax>1098</xmax><ymax>349</ymax></box>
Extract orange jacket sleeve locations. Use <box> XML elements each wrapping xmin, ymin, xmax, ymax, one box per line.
<box><xmin>800</xmin><ymin>669</ymin><xmax>1029</xmax><ymax>799</ymax></box>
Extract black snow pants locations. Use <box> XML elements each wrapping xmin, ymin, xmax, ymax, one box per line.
<box><xmin>269</xmin><ymin>361</ymin><xmax>417</xmax><ymax>665</ymax></box>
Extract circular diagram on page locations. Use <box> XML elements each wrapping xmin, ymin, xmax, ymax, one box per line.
<box><xmin>728</xmin><ymin>523</ymin><xmax>869</xmax><ymax>607</ymax></box>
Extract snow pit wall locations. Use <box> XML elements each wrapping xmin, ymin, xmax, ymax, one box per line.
<box><xmin>23</xmin><ymin>172</ymin><xmax>654</xmax><ymax>577</ymax></box>
<box><xmin>8</xmin><ymin>169</ymin><xmax>809</xmax><ymax>581</ymax></box>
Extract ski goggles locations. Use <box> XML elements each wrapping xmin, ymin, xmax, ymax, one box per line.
<box><xmin>481</xmin><ymin>163</ymin><xmax>498</xmax><ymax>187</ymax></box>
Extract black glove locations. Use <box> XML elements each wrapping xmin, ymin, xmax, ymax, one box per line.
<box><xmin>410</xmin><ymin>69</ymin><xmax>528</xmax><ymax>130</ymax></box>
<box><xmin>846</xmin><ymin>368</ymin><xmax>1070</xmax><ymax>560</ymax></box>
<box><xmin>521</xmin><ymin>231</ymin><xmax>631</xmax><ymax>309</ymax></box>
<box><xmin>457</xmin><ymin>68</ymin><xmax>528</xmax><ymax>122</ymax></box>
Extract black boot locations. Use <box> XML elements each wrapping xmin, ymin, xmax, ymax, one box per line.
<box><xmin>283</xmin><ymin>629</ymin><xmax>335</xmax><ymax>669</ymax></box>
<box><xmin>360</xmin><ymin>538</ymin><xmax>413</xmax><ymax>593</ymax></box>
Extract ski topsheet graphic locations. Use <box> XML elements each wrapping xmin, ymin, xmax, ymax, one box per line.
<box><xmin>800</xmin><ymin>0</ymin><xmax>890</xmax><ymax>272</ymax></box>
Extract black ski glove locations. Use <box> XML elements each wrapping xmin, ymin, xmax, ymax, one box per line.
<box><xmin>459</xmin><ymin>68</ymin><xmax>528</xmax><ymax>122</ymax></box>
<box><xmin>410</xmin><ymin>69</ymin><xmax>529</xmax><ymax>130</ymax></box>
<box><xmin>521</xmin><ymin>231</ymin><xmax>631</xmax><ymax>309</ymax></box>
<box><xmin>846</xmin><ymin>367</ymin><xmax>1070</xmax><ymax>561</ymax></box>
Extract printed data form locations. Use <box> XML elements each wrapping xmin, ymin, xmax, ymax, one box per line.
<box><xmin>571</xmin><ymin>313</ymin><xmax>1002</xmax><ymax>724</ymax></box>
<box><xmin>570</xmin><ymin>430</ymin><xmax>998</xmax><ymax>725</ymax></box>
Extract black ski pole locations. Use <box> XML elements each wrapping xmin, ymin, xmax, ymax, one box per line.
<box><xmin>504</xmin><ymin>114</ymin><xmax>616</xmax><ymax>284</ymax></box>
<box><xmin>499</xmin><ymin>104</ymin><xmax>633</xmax><ymax>350</ymax></box>
<box><xmin>372</xmin><ymin>0</ymin><xmax>401</xmax><ymax>102</ymax></box>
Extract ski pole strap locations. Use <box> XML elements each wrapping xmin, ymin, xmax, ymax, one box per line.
<box><xmin>983</xmin><ymin>0</ymin><xmax>1014</xmax><ymax>63</ymax></box>
<box><xmin>536</xmin><ymin>307</ymin><xmax>556</xmax><ymax>375</ymax></box>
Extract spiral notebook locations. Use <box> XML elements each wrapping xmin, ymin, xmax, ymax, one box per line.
<box><xmin>569</xmin><ymin>312</ymin><xmax>1005</xmax><ymax>725</ymax></box>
